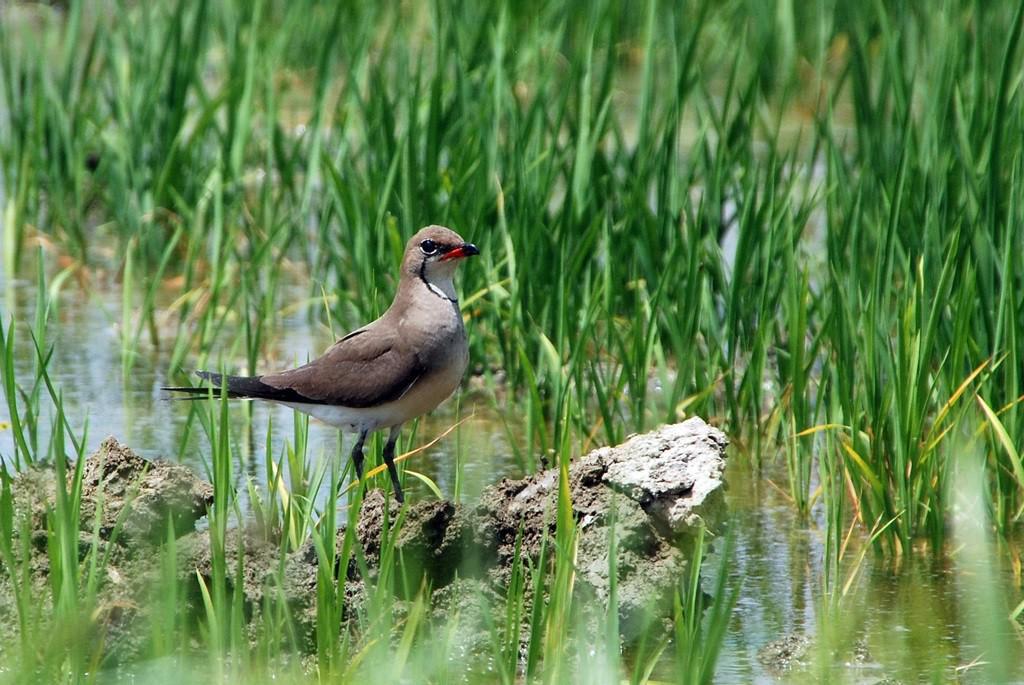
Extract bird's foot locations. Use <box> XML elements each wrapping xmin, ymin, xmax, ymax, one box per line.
<box><xmin>391</xmin><ymin>481</ymin><xmax>405</xmax><ymax>505</ymax></box>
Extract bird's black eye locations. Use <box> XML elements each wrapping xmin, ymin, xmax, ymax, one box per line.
<box><xmin>420</xmin><ymin>239</ymin><xmax>439</xmax><ymax>255</ymax></box>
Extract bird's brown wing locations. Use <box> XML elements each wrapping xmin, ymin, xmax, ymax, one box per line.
<box><xmin>259</xmin><ymin>326</ymin><xmax>424</xmax><ymax>408</ymax></box>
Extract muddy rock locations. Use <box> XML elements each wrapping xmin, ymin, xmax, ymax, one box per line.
<box><xmin>8</xmin><ymin>439</ymin><xmax>212</xmax><ymax>554</ymax></box>
<box><xmin>429</xmin><ymin>576</ymin><xmax>505</xmax><ymax>663</ymax></box>
<box><xmin>477</xmin><ymin>419</ymin><xmax>727</xmax><ymax>564</ymax></box>
<box><xmin>79</xmin><ymin>437</ymin><xmax>214</xmax><ymax>543</ymax></box>
<box><xmin>10</xmin><ymin>462</ymin><xmax>60</xmax><ymax>533</ymax></box>
<box><xmin>10</xmin><ymin>438</ymin><xmax>215</xmax><ymax>544</ymax></box>
<box><xmin>279</xmin><ymin>417</ymin><xmax>730</xmax><ymax>652</ymax></box>
<box><xmin>2</xmin><ymin>440</ymin><xmax>215</xmax><ymax>664</ymax></box>
<box><xmin>354</xmin><ymin>490</ymin><xmax>475</xmax><ymax>597</ymax></box>
<box><xmin>758</xmin><ymin>632</ymin><xmax>813</xmax><ymax>673</ymax></box>
<box><xmin>598</xmin><ymin>419</ymin><xmax>729</xmax><ymax>535</ymax></box>
<box><xmin>758</xmin><ymin>633</ymin><xmax>902</xmax><ymax>683</ymax></box>
<box><xmin>474</xmin><ymin>417</ymin><xmax>727</xmax><ymax>635</ymax></box>
<box><xmin>176</xmin><ymin>526</ymin><xmax>281</xmax><ymax>605</ymax></box>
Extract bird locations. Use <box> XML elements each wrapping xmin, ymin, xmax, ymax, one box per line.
<box><xmin>165</xmin><ymin>225</ymin><xmax>479</xmax><ymax>503</ymax></box>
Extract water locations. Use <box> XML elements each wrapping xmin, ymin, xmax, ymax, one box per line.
<box><xmin>1</xmin><ymin>262</ymin><xmax>1022</xmax><ymax>683</ymax></box>
<box><xmin>716</xmin><ymin>456</ymin><xmax>1024</xmax><ymax>683</ymax></box>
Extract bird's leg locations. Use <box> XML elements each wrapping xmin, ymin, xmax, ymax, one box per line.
<box><xmin>346</xmin><ymin>429</ymin><xmax>368</xmax><ymax>494</ymax></box>
<box><xmin>383</xmin><ymin>425</ymin><xmax>404</xmax><ymax>504</ymax></box>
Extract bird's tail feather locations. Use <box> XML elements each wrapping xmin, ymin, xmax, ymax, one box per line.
<box><xmin>163</xmin><ymin>371</ymin><xmax>313</xmax><ymax>404</ymax></box>
<box><xmin>163</xmin><ymin>371</ymin><xmax>261</xmax><ymax>400</ymax></box>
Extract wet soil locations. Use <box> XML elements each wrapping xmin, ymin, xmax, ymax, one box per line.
<box><xmin>0</xmin><ymin>419</ymin><xmax>728</xmax><ymax>667</ymax></box>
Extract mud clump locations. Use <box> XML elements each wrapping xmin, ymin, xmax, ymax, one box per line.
<box><xmin>1</xmin><ymin>437</ymin><xmax>214</xmax><ymax>664</ymax></box>
<box><xmin>0</xmin><ymin>418</ymin><xmax>728</xmax><ymax>666</ymax></box>
<box><xmin>80</xmin><ymin>437</ymin><xmax>214</xmax><ymax>542</ymax></box>
<box><xmin>758</xmin><ymin>632</ymin><xmax>814</xmax><ymax>673</ymax></box>
<box><xmin>758</xmin><ymin>632</ymin><xmax>900</xmax><ymax>683</ymax></box>
<box><xmin>356</xmin><ymin>491</ymin><xmax>472</xmax><ymax>594</ymax></box>
<box><xmin>11</xmin><ymin>436</ymin><xmax>213</xmax><ymax>544</ymax></box>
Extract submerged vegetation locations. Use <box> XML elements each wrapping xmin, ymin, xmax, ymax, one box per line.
<box><xmin>1</xmin><ymin>0</ymin><xmax>1023</xmax><ymax>681</ymax></box>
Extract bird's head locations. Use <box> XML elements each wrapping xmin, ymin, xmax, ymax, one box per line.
<box><xmin>402</xmin><ymin>225</ymin><xmax>479</xmax><ymax>289</ymax></box>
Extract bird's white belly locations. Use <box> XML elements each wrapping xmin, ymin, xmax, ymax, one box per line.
<box><xmin>277</xmin><ymin>402</ymin><xmax>395</xmax><ymax>433</ymax></box>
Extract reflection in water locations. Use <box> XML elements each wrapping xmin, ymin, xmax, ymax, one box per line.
<box><xmin>717</xmin><ymin>456</ymin><xmax>1024</xmax><ymax>683</ymax></box>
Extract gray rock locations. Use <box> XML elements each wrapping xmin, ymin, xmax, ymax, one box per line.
<box><xmin>598</xmin><ymin>418</ymin><xmax>728</xmax><ymax>535</ymax></box>
<box><xmin>473</xmin><ymin>417</ymin><xmax>728</xmax><ymax>637</ymax></box>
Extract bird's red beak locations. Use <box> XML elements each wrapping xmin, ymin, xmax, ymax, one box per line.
<box><xmin>440</xmin><ymin>242</ymin><xmax>480</xmax><ymax>261</ymax></box>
